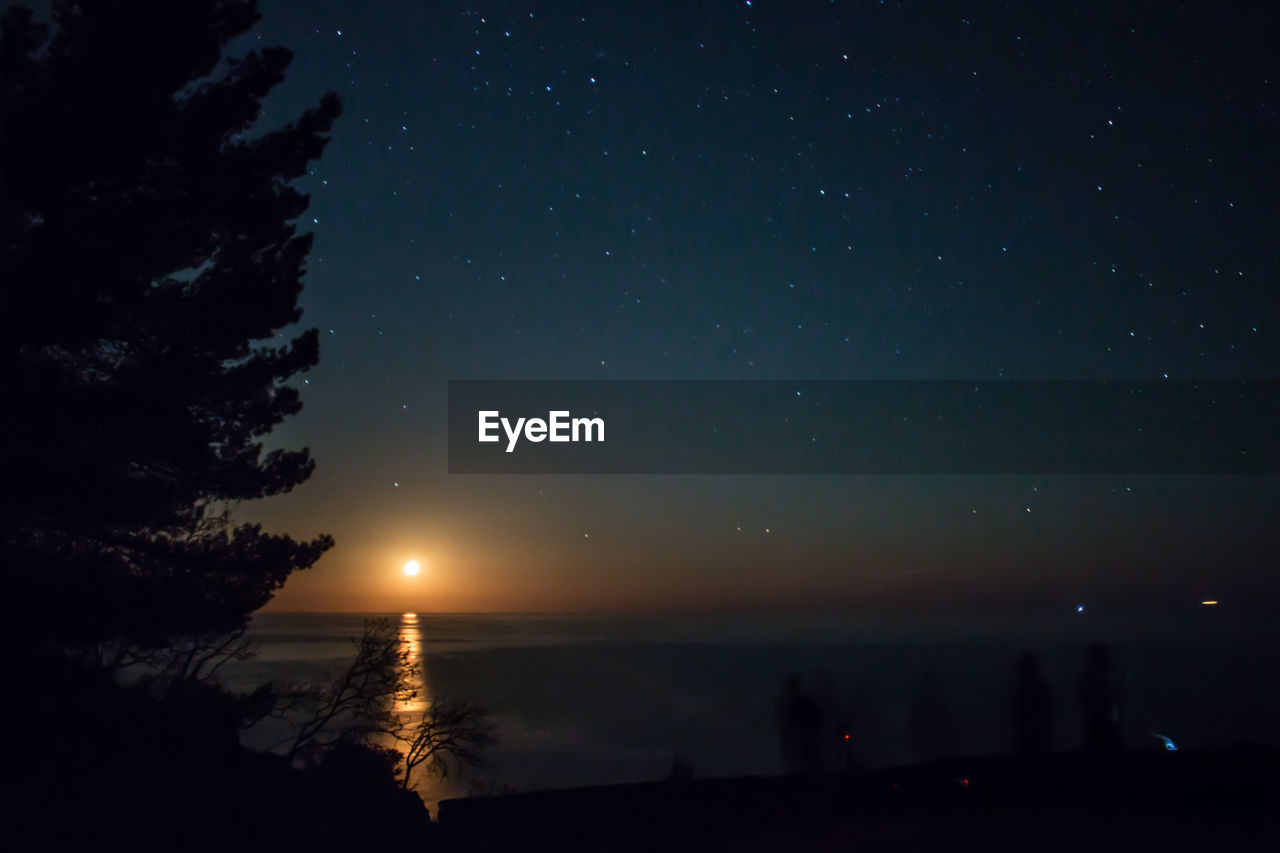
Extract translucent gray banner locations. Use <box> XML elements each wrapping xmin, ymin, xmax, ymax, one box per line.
<box><xmin>447</xmin><ymin>380</ymin><xmax>1278</xmax><ymax>474</ymax></box>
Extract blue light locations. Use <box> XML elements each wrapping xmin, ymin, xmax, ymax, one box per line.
<box><xmin>1076</xmin><ymin>605</ymin><xmax>1085</xmax><ymax>613</ymax></box>
<box><xmin>1151</xmin><ymin>733</ymin><xmax>1178</xmax><ymax>751</ymax></box>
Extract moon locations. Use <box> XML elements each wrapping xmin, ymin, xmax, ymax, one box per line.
<box><xmin>403</xmin><ymin>560</ymin><xmax>420</xmax><ymax>577</ymax></box>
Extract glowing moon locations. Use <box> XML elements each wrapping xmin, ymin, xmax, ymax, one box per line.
<box><xmin>403</xmin><ymin>560</ymin><xmax>420</xmax><ymax>577</ymax></box>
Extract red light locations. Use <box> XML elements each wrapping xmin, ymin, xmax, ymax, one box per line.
<box><xmin>843</xmin><ymin>734</ymin><xmax>850</xmax><ymax>740</ymax></box>
<box><xmin>959</xmin><ymin>778</ymin><xmax>970</xmax><ymax>787</ymax></box>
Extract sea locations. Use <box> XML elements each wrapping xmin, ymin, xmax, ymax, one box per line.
<box><xmin>221</xmin><ymin>608</ymin><xmax>1279</xmax><ymax>813</ymax></box>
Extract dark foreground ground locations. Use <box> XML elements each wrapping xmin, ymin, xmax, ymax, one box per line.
<box><xmin>10</xmin><ymin>657</ymin><xmax>1277</xmax><ymax>852</ymax></box>
<box><xmin>436</xmin><ymin>748</ymin><xmax>1280</xmax><ymax>852</ymax></box>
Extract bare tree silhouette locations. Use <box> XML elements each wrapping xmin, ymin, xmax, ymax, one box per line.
<box><xmin>399</xmin><ymin>699</ymin><xmax>496</xmax><ymax>789</ymax></box>
<box><xmin>269</xmin><ymin>618</ymin><xmax>417</xmax><ymax>765</ymax></box>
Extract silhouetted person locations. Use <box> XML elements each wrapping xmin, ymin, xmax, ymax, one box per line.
<box><xmin>847</xmin><ymin>681</ymin><xmax>887</xmax><ymax>767</ymax></box>
<box><xmin>1012</xmin><ymin>652</ymin><xmax>1054</xmax><ymax>758</ymax></box>
<box><xmin>907</xmin><ymin>671</ymin><xmax>960</xmax><ymax>762</ymax></box>
<box><xmin>775</xmin><ymin>673</ymin><xmax>823</xmax><ymax>774</ymax></box>
<box><xmin>811</xmin><ymin>669</ymin><xmax>851</xmax><ymax>771</ymax></box>
<box><xmin>1077</xmin><ymin>643</ymin><xmax>1124</xmax><ymax>755</ymax></box>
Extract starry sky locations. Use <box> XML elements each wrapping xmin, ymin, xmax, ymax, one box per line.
<box><xmin>225</xmin><ymin>0</ymin><xmax>1278</xmax><ymax>616</ymax></box>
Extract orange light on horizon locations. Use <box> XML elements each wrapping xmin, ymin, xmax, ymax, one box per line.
<box><xmin>1200</xmin><ymin>600</ymin><xmax>1219</xmax><ymax>606</ymax></box>
<box><xmin>403</xmin><ymin>560</ymin><xmax>421</xmax><ymax>577</ymax></box>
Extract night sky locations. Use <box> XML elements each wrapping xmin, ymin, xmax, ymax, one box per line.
<box><xmin>221</xmin><ymin>0</ymin><xmax>1278</xmax><ymax>615</ymax></box>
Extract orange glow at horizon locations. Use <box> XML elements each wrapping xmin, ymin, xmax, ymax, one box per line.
<box><xmin>264</xmin><ymin>513</ymin><xmax>1095</xmax><ymax>614</ymax></box>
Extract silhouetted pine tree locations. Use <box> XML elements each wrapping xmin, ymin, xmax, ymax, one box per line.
<box><xmin>0</xmin><ymin>1</ymin><xmax>339</xmax><ymax>649</ymax></box>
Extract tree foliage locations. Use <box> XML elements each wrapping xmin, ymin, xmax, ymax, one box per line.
<box><xmin>0</xmin><ymin>0</ymin><xmax>339</xmax><ymax>649</ymax></box>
